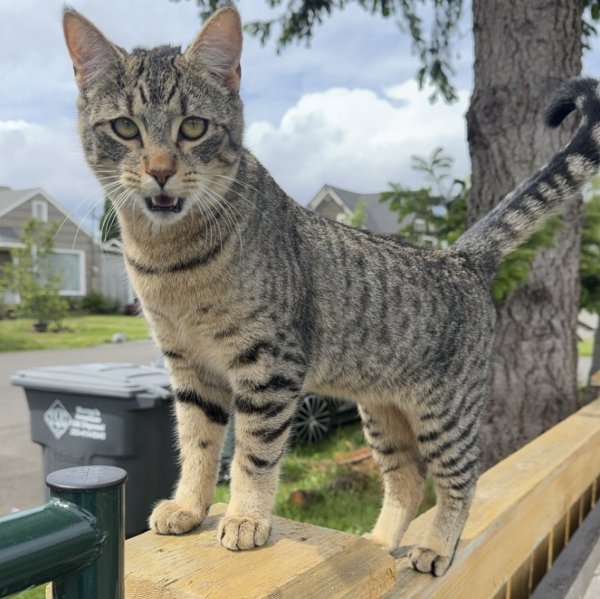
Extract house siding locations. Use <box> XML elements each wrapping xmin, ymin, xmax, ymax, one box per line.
<box><xmin>315</xmin><ymin>196</ymin><xmax>344</xmax><ymax>221</ymax></box>
<box><xmin>0</xmin><ymin>193</ymin><xmax>99</xmax><ymax>296</ymax></box>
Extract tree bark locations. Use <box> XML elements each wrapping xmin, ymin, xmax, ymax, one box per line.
<box><xmin>466</xmin><ymin>0</ymin><xmax>584</xmax><ymax>469</ymax></box>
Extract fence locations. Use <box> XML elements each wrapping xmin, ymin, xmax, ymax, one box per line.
<box><xmin>0</xmin><ymin>466</ymin><xmax>126</xmax><ymax>598</ymax></box>
<box><xmin>99</xmin><ymin>240</ymin><xmax>134</xmax><ymax>306</ymax></box>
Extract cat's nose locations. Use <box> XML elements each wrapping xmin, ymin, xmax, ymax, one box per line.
<box><xmin>147</xmin><ymin>167</ymin><xmax>176</xmax><ymax>188</ymax></box>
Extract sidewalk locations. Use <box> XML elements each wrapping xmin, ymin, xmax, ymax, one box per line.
<box><xmin>0</xmin><ymin>339</ymin><xmax>159</xmax><ymax>516</ymax></box>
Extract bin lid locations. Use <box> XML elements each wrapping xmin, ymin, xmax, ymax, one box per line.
<box><xmin>11</xmin><ymin>362</ymin><xmax>171</xmax><ymax>401</ymax></box>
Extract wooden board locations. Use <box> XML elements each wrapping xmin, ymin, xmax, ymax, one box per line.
<box><xmin>124</xmin><ymin>504</ymin><xmax>396</xmax><ymax>599</ymax></box>
<box><xmin>49</xmin><ymin>398</ymin><xmax>600</xmax><ymax>598</ymax></box>
<box><xmin>380</xmin><ymin>397</ymin><xmax>600</xmax><ymax>598</ymax></box>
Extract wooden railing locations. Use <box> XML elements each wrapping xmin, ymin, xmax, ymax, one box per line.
<box><xmin>120</xmin><ymin>397</ymin><xmax>600</xmax><ymax>598</ymax></box>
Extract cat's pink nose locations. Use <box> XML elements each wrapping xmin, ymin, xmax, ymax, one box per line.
<box><xmin>147</xmin><ymin>168</ymin><xmax>175</xmax><ymax>187</ymax></box>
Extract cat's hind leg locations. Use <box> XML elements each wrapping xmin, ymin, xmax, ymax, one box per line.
<box><xmin>360</xmin><ymin>404</ymin><xmax>426</xmax><ymax>552</ymax></box>
<box><xmin>150</xmin><ymin>360</ymin><xmax>232</xmax><ymax>535</ymax></box>
<box><xmin>409</xmin><ymin>382</ymin><xmax>483</xmax><ymax>576</ymax></box>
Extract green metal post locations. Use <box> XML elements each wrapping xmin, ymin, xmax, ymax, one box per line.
<box><xmin>47</xmin><ymin>466</ymin><xmax>127</xmax><ymax>599</ymax></box>
<box><xmin>0</xmin><ymin>466</ymin><xmax>126</xmax><ymax>599</ymax></box>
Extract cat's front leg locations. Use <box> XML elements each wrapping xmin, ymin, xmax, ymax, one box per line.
<box><xmin>150</xmin><ymin>360</ymin><xmax>232</xmax><ymax>535</ymax></box>
<box><xmin>218</xmin><ymin>365</ymin><xmax>303</xmax><ymax>550</ymax></box>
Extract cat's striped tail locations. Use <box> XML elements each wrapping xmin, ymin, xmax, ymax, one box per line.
<box><xmin>451</xmin><ymin>77</ymin><xmax>600</xmax><ymax>275</ymax></box>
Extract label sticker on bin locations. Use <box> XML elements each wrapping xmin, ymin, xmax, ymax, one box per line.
<box><xmin>43</xmin><ymin>400</ymin><xmax>74</xmax><ymax>439</ymax></box>
<box><xmin>43</xmin><ymin>400</ymin><xmax>107</xmax><ymax>441</ymax></box>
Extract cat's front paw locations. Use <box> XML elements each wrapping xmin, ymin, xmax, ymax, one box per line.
<box><xmin>408</xmin><ymin>546</ymin><xmax>452</xmax><ymax>577</ymax></box>
<box><xmin>218</xmin><ymin>514</ymin><xmax>271</xmax><ymax>550</ymax></box>
<box><xmin>149</xmin><ymin>499</ymin><xmax>205</xmax><ymax>535</ymax></box>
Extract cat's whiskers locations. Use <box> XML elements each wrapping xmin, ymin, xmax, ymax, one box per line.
<box><xmin>210</xmin><ymin>174</ymin><xmax>277</xmax><ymax>233</ymax></box>
<box><xmin>197</xmin><ymin>183</ymin><xmax>244</xmax><ymax>258</ymax></box>
<box><xmin>55</xmin><ymin>177</ymin><xmax>121</xmax><ymax>250</ymax></box>
<box><xmin>190</xmin><ymin>187</ymin><xmax>226</xmax><ymax>253</ymax></box>
<box><xmin>190</xmin><ymin>201</ymin><xmax>216</xmax><ymax>251</ymax></box>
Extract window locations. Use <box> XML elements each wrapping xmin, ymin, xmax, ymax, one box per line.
<box><xmin>32</xmin><ymin>199</ymin><xmax>48</xmax><ymax>222</ymax></box>
<box><xmin>47</xmin><ymin>250</ymin><xmax>86</xmax><ymax>295</ymax></box>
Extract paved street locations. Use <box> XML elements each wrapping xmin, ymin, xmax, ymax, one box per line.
<box><xmin>0</xmin><ymin>339</ymin><xmax>159</xmax><ymax>516</ymax></box>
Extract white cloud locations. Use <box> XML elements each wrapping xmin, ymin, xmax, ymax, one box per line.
<box><xmin>246</xmin><ymin>80</ymin><xmax>470</xmax><ymax>203</ymax></box>
<box><xmin>0</xmin><ymin>119</ymin><xmax>103</xmax><ymax>228</ymax></box>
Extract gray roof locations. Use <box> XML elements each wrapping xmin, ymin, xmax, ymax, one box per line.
<box><xmin>0</xmin><ymin>187</ymin><xmax>38</xmax><ymax>213</ymax></box>
<box><xmin>327</xmin><ymin>185</ymin><xmax>402</xmax><ymax>234</ymax></box>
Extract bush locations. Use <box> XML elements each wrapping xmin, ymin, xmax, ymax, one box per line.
<box><xmin>82</xmin><ymin>292</ymin><xmax>120</xmax><ymax>314</ymax></box>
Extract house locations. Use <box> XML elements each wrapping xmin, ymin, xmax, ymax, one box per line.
<box><xmin>308</xmin><ymin>184</ymin><xmax>440</xmax><ymax>246</ymax></box>
<box><xmin>0</xmin><ymin>186</ymin><xmax>98</xmax><ymax>299</ymax></box>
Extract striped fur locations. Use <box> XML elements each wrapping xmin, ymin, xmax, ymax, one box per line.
<box><xmin>64</xmin><ymin>6</ymin><xmax>600</xmax><ymax>576</ymax></box>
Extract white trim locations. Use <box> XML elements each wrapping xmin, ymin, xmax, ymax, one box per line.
<box><xmin>0</xmin><ymin>188</ymin><xmax>95</xmax><ymax>241</ymax></box>
<box><xmin>51</xmin><ymin>248</ymin><xmax>87</xmax><ymax>296</ymax></box>
<box><xmin>0</xmin><ymin>241</ymin><xmax>24</xmax><ymax>249</ymax></box>
<box><xmin>307</xmin><ymin>185</ymin><xmax>348</xmax><ymax>212</ymax></box>
<box><xmin>0</xmin><ymin>189</ymin><xmax>39</xmax><ymax>219</ymax></box>
<box><xmin>32</xmin><ymin>198</ymin><xmax>48</xmax><ymax>222</ymax></box>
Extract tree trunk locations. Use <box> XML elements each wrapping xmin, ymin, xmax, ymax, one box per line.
<box><xmin>466</xmin><ymin>0</ymin><xmax>584</xmax><ymax>469</ymax></box>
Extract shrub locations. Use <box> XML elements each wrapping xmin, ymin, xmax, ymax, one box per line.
<box><xmin>82</xmin><ymin>292</ymin><xmax>120</xmax><ymax>314</ymax></box>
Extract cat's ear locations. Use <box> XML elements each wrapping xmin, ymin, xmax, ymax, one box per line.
<box><xmin>184</xmin><ymin>7</ymin><xmax>243</xmax><ymax>92</ymax></box>
<box><xmin>63</xmin><ymin>9</ymin><xmax>122</xmax><ymax>90</ymax></box>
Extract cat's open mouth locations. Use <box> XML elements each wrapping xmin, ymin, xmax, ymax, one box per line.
<box><xmin>145</xmin><ymin>195</ymin><xmax>184</xmax><ymax>213</ymax></box>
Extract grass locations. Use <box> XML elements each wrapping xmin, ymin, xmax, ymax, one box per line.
<box><xmin>0</xmin><ymin>315</ymin><xmax>150</xmax><ymax>352</ymax></box>
<box><xmin>214</xmin><ymin>422</ymin><xmax>437</xmax><ymax>535</ymax></box>
<box><xmin>579</xmin><ymin>337</ymin><xmax>594</xmax><ymax>357</ymax></box>
<box><xmin>10</xmin><ymin>588</ymin><xmax>45</xmax><ymax>599</ymax></box>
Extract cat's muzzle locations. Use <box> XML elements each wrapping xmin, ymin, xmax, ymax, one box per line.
<box><xmin>145</xmin><ymin>195</ymin><xmax>184</xmax><ymax>213</ymax></box>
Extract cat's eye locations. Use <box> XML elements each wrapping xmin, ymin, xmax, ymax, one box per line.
<box><xmin>179</xmin><ymin>117</ymin><xmax>208</xmax><ymax>141</ymax></box>
<box><xmin>111</xmin><ymin>118</ymin><xmax>140</xmax><ymax>140</ymax></box>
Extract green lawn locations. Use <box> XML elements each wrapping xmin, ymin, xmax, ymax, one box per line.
<box><xmin>214</xmin><ymin>422</ymin><xmax>436</xmax><ymax>535</ymax></box>
<box><xmin>11</xmin><ymin>588</ymin><xmax>45</xmax><ymax>599</ymax></box>
<box><xmin>0</xmin><ymin>315</ymin><xmax>150</xmax><ymax>352</ymax></box>
<box><xmin>579</xmin><ymin>338</ymin><xmax>594</xmax><ymax>357</ymax></box>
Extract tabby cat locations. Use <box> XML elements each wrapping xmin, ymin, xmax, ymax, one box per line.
<box><xmin>63</xmin><ymin>6</ymin><xmax>600</xmax><ymax>576</ymax></box>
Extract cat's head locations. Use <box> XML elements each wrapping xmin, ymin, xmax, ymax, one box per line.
<box><xmin>63</xmin><ymin>7</ymin><xmax>244</xmax><ymax>227</ymax></box>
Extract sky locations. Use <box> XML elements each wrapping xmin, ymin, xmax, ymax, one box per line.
<box><xmin>1</xmin><ymin>0</ymin><xmax>599</xmax><ymax>235</ymax></box>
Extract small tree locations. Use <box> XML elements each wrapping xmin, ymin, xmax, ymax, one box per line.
<box><xmin>1</xmin><ymin>219</ymin><xmax>69</xmax><ymax>331</ymax></box>
<box><xmin>380</xmin><ymin>147</ymin><xmax>465</xmax><ymax>246</ymax></box>
<box><xmin>338</xmin><ymin>199</ymin><xmax>368</xmax><ymax>228</ymax></box>
<box><xmin>381</xmin><ymin>148</ymin><xmax>563</xmax><ymax>302</ymax></box>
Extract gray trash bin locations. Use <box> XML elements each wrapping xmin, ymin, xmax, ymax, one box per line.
<box><xmin>11</xmin><ymin>362</ymin><xmax>178</xmax><ymax>537</ymax></box>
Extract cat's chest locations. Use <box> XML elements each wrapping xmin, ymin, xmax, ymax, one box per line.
<box><xmin>139</xmin><ymin>278</ymin><xmax>245</xmax><ymax>371</ymax></box>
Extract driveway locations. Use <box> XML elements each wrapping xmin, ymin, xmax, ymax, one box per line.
<box><xmin>0</xmin><ymin>339</ymin><xmax>158</xmax><ymax>516</ymax></box>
